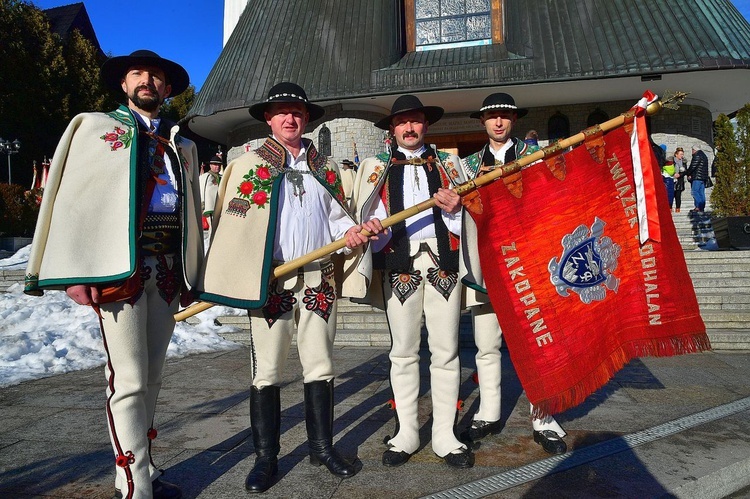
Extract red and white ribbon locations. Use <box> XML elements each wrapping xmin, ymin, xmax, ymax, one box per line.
<box><xmin>631</xmin><ymin>90</ymin><xmax>661</xmax><ymax>244</ymax></box>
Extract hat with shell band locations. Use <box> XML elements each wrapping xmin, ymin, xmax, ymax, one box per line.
<box><xmin>470</xmin><ymin>92</ymin><xmax>528</xmax><ymax>119</ymax></box>
<box><xmin>249</xmin><ymin>81</ymin><xmax>325</xmax><ymax>122</ymax></box>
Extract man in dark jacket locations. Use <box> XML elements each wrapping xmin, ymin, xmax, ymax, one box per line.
<box><xmin>687</xmin><ymin>145</ymin><xmax>710</xmax><ymax>212</ymax></box>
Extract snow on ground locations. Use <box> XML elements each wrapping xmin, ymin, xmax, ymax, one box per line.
<box><xmin>0</xmin><ymin>245</ymin><xmax>244</xmax><ymax>388</ymax></box>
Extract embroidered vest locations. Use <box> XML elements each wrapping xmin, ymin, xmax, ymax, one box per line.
<box><xmin>462</xmin><ymin>137</ymin><xmax>529</xmax><ymax>179</ymax></box>
<box><xmin>374</xmin><ymin>146</ymin><xmax>459</xmax><ymax>273</ymax></box>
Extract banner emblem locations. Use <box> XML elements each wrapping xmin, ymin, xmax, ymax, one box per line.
<box><xmin>548</xmin><ymin>217</ymin><xmax>621</xmax><ymax>304</ymax></box>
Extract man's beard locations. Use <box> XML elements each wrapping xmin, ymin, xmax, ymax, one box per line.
<box><xmin>129</xmin><ymin>86</ymin><xmax>163</xmax><ymax>112</ymax></box>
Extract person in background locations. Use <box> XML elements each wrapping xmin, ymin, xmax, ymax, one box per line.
<box><xmin>662</xmin><ymin>154</ymin><xmax>676</xmax><ymax>210</ymax></box>
<box><xmin>524</xmin><ymin>129</ymin><xmax>540</xmax><ymax>153</ymax></box>
<box><xmin>673</xmin><ymin>147</ymin><xmax>687</xmax><ymax>213</ymax></box>
<box><xmin>687</xmin><ymin>145</ymin><xmax>710</xmax><ymax>212</ymax></box>
<box><xmin>25</xmin><ymin>50</ymin><xmax>203</xmax><ymax>499</ymax></box>
<box><xmin>199</xmin><ymin>154</ymin><xmax>223</xmax><ymax>234</ymax></box>
<box><xmin>339</xmin><ymin>159</ymin><xmax>356</xmax><ymax>208</ymax></box>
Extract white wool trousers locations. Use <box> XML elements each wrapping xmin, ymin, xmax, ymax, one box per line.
<box><xmin>98</xmin><ymin>255</ymin><xmax>181</xmax><ymax>498</ymax></box>
<box><xmin>470</xmin><ymin>302</ymin><xmax>503</xmax><ymax>423</ymax></box>
<box><xmin>382</xmin><ymin>248</ymin><xmax>465</xmax><ymax>457</ymax></box>
<box><xmin>248</xmin><ymin>268</ymin><xmax>337</xmax><ymax>387</ymax></box>
<box><xmin>471</xmin><ymin>301</ymin><xmax>566</xmax><ymax>436</ymax></box>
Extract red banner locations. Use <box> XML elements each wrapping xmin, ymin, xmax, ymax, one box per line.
<box><xmin>468</xmin><ymin>125</ymin><xmax>709</xmax><ymax>416</ymax></box>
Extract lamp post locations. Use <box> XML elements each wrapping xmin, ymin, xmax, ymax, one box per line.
<box><xmin>0</xmin><ymin>137</ymin><xmax>21</xmax><ymax>184</ymax></box>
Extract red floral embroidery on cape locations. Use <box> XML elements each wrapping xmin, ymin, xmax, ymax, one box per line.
<box><xmin>237</xmin><ymin>164</ymin><xmax>274</xmax><ymax>209</ymax></box>
<box><xmin>100</xmin><ymin>126</ymin><xmax>133</xmax><ymax>151</ymax></box>
<box><xmin>321</xmin><ymin>167</ymin><xmax>345</xmax><ymax>203</ymax></box>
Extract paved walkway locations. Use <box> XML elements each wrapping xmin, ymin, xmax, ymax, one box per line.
<box><xmin>2</xmin><ymin>345</ymin><xmax>750</xmax><ymax>498</ymax></box>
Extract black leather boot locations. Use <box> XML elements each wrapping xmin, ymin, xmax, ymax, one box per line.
<box><xmin>244</xmin><ymin>386</ymin><xmax>281</xmax><ymax>493</ymax></box>
<box><xmin>304</xmin><ymin>380</ymin><xmax>357</xmax><ymax>477</ymax></box>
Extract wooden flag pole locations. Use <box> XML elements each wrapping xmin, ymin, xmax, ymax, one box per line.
<box><xmin>175</xmin><ymin>94</ymin><xmax>682</xmax><ymax>322</ymax></box>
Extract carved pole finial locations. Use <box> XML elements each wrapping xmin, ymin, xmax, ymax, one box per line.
<box><xmin>661</xmin><ymin>91</ymin><xmax>689</xmax><ymax>110</ymax></box>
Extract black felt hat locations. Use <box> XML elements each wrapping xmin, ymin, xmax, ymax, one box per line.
<box><xmin>249</xmin><ymin>82</ymin><xmax>325</xmax><ymax>122</ymax></box>
<box><xmin>208</xmin><ymin>155</ymin><xmax>223</xmax><ymax>164</ymax></box>
<box><xmin>470</xmin><ymin>93</ymin><xmax>528</xmax><ymax>119</ymax></box>
<box><xmin>374</xmin><ymin>95</ymin><xmax>444</xmax><ymax>130</ymax></box>
<box><xmin>101</xmin><ymin>50</ymin><xmax>189</xmax><ymax>96</ymax></box>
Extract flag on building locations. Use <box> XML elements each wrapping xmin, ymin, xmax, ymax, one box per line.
<box><xmin>466</xmin><ymin>100</ymin><xmax>709</xmax><ymax>416</ymax></box>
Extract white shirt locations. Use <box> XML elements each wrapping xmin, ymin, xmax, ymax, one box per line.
<box><xmin>367</xmin><ymin>146</ymin><xmax>461</xmax><ymax>253</ymax></box>
<box><xmin>489</xmin><ymin>140</ymin><xmax>514</xmax><ymax>164</ymax></box>
<box><xmin>272</xmin><ymin>139</ymin><xmax>353</xmax><ymax>261</ymax></box>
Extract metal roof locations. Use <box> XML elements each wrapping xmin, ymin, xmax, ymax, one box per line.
<box><xmin>187</xmin><ymin>0</ymin><xmax>750</xmax><ymax>144</ymax></box>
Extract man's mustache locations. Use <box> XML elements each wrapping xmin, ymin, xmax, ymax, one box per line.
<box><xmin>135</xmin><ymin>85</ymin><xmax>157</xmax><ymax>94</ymax></box>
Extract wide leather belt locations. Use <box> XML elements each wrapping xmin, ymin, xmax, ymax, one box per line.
<box><xmin>143</xmin><ymin>213</ymin><xmax>180</xmax><ymax>231</ymax></box>
<box><xmin>141</xmin><ymin>213</ymin><xmax>179</xmax><ymax>255</ymax></box>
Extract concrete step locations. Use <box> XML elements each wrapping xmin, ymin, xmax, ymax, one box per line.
<box><xmin>0</xmin><ymin>269</ymin><xmax>25</xmax><ymax>292</ymax></box>
<box><xmin>697</xmin><ymin>292</ymin><xmax>750</xmax><ymax>312</ymax></box>
<box><xmin>683</xmin><ymin>251</ymin><xmax>750</xmax><ymax>262</ymax></box>
<box><xmin>689</xmin><ymin>274</ymin><xmax>750</xmax><ymax>283</ymax></box>
<box><xmin>691</xmin><ymin>278</ymin><xmax>750</xmax><ymax>289</ymax></box>
<box><xmin>701</xmin><ymin>311</ymin><xmax>750</xmax><ymax>329</ymax></box>
<box><xmin>706</xmin><ymin>329</ymin><xmax>750</xmax><ymax>350</ymax></box>
<box><xmin>687</xmin><ymin>263</ymin><xmax>750</xmax><ymax>271</ymax></box>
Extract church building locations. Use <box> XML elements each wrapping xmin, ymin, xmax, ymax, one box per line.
<box><xmin>187</xmin><ymin>0</ymin><xmax>750</xmax><ymax>164</ymax></box>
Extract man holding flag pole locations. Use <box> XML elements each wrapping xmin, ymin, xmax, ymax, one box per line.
<box><xmin>461</xmin><ymin>90</ymin><xmax>709</xmax><ymax>419</ymax></box>
<box><xmin>351</xmin><ymin>95</ymin><xmax>474</xmax><ymax>469</ymax></box>
<box><xmin>197</xmin><ymin>82</ymin><xmax>384</xmax><ymax>493</ymax></box>
<box><xmin>179</xmin><ymin>89</ymin><xmax>708</xmax><ymax>450</ymax></box>
<box><xmin>459</xmin><ymin>93</ymin><xmax>567</xmax><ymax>454</ymax></box>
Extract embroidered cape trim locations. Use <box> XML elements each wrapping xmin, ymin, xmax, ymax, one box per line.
<box><xmin>252</xmin><ymin>137</ymin><xmax>346</xmax><ymax>204</ymax></box>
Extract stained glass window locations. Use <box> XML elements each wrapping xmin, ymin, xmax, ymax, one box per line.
<box><xmin>415</xmin><ymin>0</ymin><xmax>491</xmax><ymax>50</ymax></box>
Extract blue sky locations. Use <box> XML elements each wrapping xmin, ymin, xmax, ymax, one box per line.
<box><xmin>30</xmin><ymin>0</ymin><xmax>750</xmax><ymax>92</ymax></box>
<box><xmin>31</xmin><ymin>0</ymin><xmax>224</xmax><ymax>91</ymax></box>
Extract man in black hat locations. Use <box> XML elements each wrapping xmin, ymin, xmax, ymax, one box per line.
<box><xmin>459</xmin><ymin>92</ymin><xmax>567</xmax><ymax>455</ymax></box>
<box><xmin>350</xmin><ymin>95</ymin><xmax>473</xmax><ymax>469</ymax></box>
<box><xmin>24</xmin><ymin>50</ymin><xmax>203</xmax><ymax>498</ymax></box>
<box><xmin>199</xmin><ymin>154</ymin><xmax>223</xmax><ymax>234</ymax></box>
<box><xmin>198</xmin><ymin>82</ymin><xmax>383</xmax><ymax>493</ymax></box>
